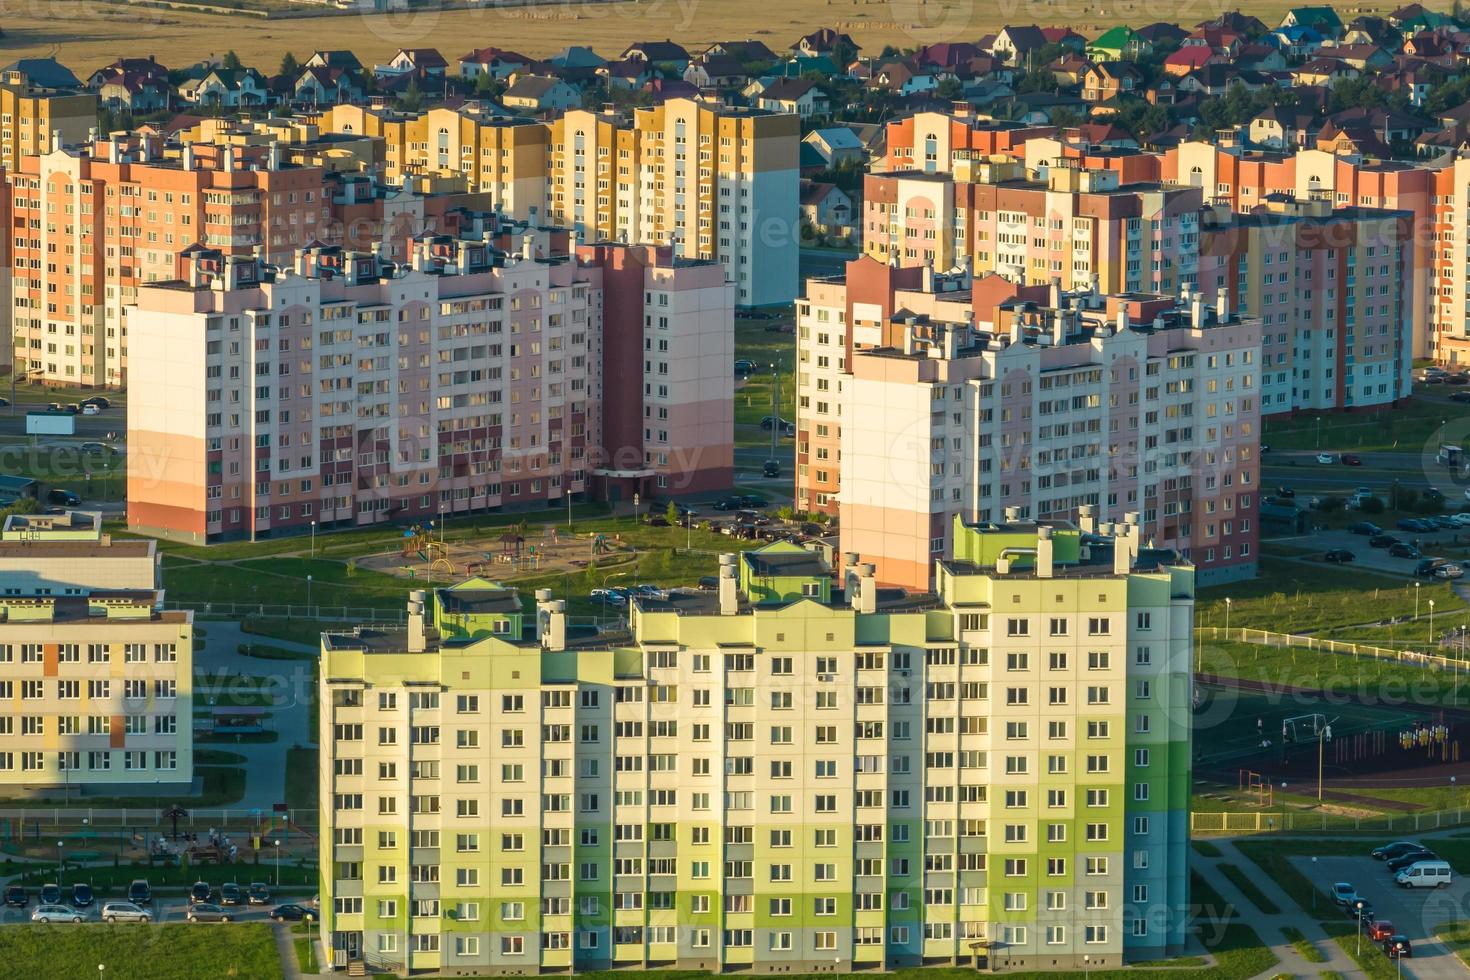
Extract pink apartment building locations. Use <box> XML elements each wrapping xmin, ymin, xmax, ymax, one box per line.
<box><xmin>799</xmin><ymin>258</ymin><xmax>1261</xmax><ymax>589</ymax></box>
<box><xmin>126</xmin><ymin>235</ymin><xmax>732</xmax><ymax>543</ymax></box>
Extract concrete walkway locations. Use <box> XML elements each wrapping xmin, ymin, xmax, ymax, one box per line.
<box><xmin>195</xmin><ymin>621</ymin><xmax>318</xmax><ymax>811</ymax></box>
<box><xmin>273</xmin><ymin>921</ymin><xmax>306</xmax><ymax>980</ymax></box>
<box><xmin>1192</xmin><ymin>840</ymin><xmax>1359</xmax><ymax>979</ymax></box>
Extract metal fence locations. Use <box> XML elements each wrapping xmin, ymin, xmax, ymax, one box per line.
<box><xmin>1191</xmin><ymin>805</ymin><xmax>1470</xmax><ymax>835</ymax></box>
<box><xmin>166</xmin><ymin>601</ymin><xmax>407</xmax><ymax>624</ymax></box>
<box><xmin>0</xmin><ymin>806</ymin><xmax>316</xmax><ymax>828</ymax></box>
<box><xmin>1196</xmin><ymin>625</ymin><xmax>1467</xmax><ymax>671</ymax></box>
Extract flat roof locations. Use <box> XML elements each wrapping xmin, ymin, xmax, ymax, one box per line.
<box><xmin>0</xmin><ymin>540</ymin><xmax>154</xmax><ymax>558</ymax></box>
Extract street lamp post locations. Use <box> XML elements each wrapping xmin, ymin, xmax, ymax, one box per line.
<box><xmin>1224</xmin><ymin>596</ymin><xmax>1233</xmax><ymax>640</ymax></box>
<box><xmin>1415</xmin><ymin>581</ymin><xmax>1421</xmax><ymax>620</ymax></box>
<box><xmin>1310</xmin><ymin>857</ymin><xmax>1317</xmax><ymax>910</ymax></box>
<box><xmin>57</xmin><ymin>840</ymin><xmax>64</xmax><ymax>887</ymax></box>
<box><xmin>274</xmin><ymin>838</ymin><xmax>282</xmax><ymax>887</ymax></box>
<box><xmin>307</xmin><ymin>575</ymin><xmax>313</xmax><ymax>613</ymax></box>
<box><xmin>310</xmin><ymin>520</ymin><xmax>316</xmax><ymax>559</ymax></box>
<box><xmin>1431</xmin><ymin>599</ymin><xmax>1437</xmax><ymax>645</ymax></box>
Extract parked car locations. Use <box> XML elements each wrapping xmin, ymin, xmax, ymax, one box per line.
<box><xmin>270</xmin><ymin>903</ymin><xmax>316</xmax><ymax>923</ymax></box>
<box><xmin>1389</xmin><ymin>542</ymin><xmax>1422</xmax><ymax>559</ymax></box>
<box><xmin>1384</xmin><ymin>935</ymin><xmax>1413</xmax><ymax>958</ymax></box>
<box><xmin>31</xmin><ymin>904</ymin><xmax>82</xmax><ymax>923</ymax></box>
<box><xmin>1452</xmin><ymin>512</ymin><xmax>1470</xmax><ymax>528</ymax></box>
<box><xmin>758</xmin><ymin>416</ymin><xmax>792</xmax><ymax>431</ymax></box>
<box><xmin>1347</xmin><ymin>522</ymin><xmax>1382</xmax><ymax>536</ymax></box>
<box><xmin>738</xmin><ymin>494</ymin><xmax>768</xmax><ymax>509</ymax></box>
<box><xmin>1415</xmin><ymin>558</ymin><xmax>1449</xmax><ymax>577</ymax></box>
<box><xmin>1324</xmin><ymin>549</ymin><xmax>1355</xmax><ymax>563</ymax></box>
<box><xmin>1449</xmin><ymin>375</ymin><xmax>1469</xmax><ymax>386</ymax></box>
<box><xmin>1367</xmin><ymin>919</ymin><xmax>1396</xmax><ymax>942</ymax></box>
<box><xmin>762</xmin><ymin>460</ymin><xmax>781</xmax><ymax>478</ymax></box>
<box><xmin>39</xmin><ymin>883</ymin><xmax>61</xmax><ymax>906</ymax></box>
<box><xmin>71</xmin><ymin>883</ymin><xmax>93</xmax><ymax>908</ymax></box>
<box><xmin>1317</xmin><ymin>453</ymin><xmax>1337</xmax><ymax>464</ymax></box>
<box><xmin>1345</xmin><ymin>899</ymin><xmax>1375</xmax><ymax>923</ymax></box>
<box><xmin>100</xmin><ymin>901</ymin><xmax>151</xmax><ymax>923</ymax></box>
<box><xmin>1453</xmin><ymin>389</ymin><xmax>1470</xmax><ymax>403</ymax></box>
<box><xmin>734</xmin><ymin>359</ymin><xmax>756</xmax><ymax>376</ymax></box>
<box><xmin>1342</xmin><ymin>454</ymin><xmax>1363</xmax><ymax>466</ymax></box>
<box><xmin>1387</xmin><ymin>849</ymin><xmax>1437</xmax><ymax>873</ymax></box>
<box><xmin>248</xmin><ymin>883</ymin><xmax>271</xmax><ymax>905</ymax></box>
<box><xmin>1330</xmin><ymin>882</ymin><xmax>1358</xmax><ymax>906</ymax></box>
<box><xmin>3</xmin><ymin>885</ymin><xmax>27</xmax><ymax>908</ymax></box>
<box><xmin>712</xmin><ymin>496</ymin><xmax>743</xmax><ymax>511</ymax></box>
<box><xmin>189</xmin><ymin>881</ymin><xmax>212</xmax><ymax>904</ymax></box>
<box><xmin>186</xmin><ymin>902</ymin><xmax>232</xmax><ymax>923</ymax></box>
<box><xmin>1397</xmin><ymin>518</ymin><xmax>1432</xmax><ymax>532</ymax></box>
<box><xmin>81</xmin><ymin>404</ymin><xmax>100</xmax><ymax>416</ymax></box>
<box><xmin>1436</xmin><ymin>563</ymin><xmax>1464</xmax><ymax>580</ymax></box>
<box><xmin>127</xmin><ymin>879</ymin><xmax>151</xmax><ymax>905</ymax></box>
<box><xmin>1368</xmin><ymin>535</ymin><xmax>1398</xmax><ymax>549</ymax></box>
<box><xmin>60</xmin><ymin>404</ymin><xmax>79</xmax><ymax>415</ymax></box>
<box><xmin>80</xmin><ymin>396</ymin><xmax>110</xmax><ymax>410</ymax></box>
<box><xmin>46</xmin><ymin>489</ymin><xmax>79</xmax><ymax>507</ymax></box>
<box><xmin>1372</xmin><ymin>841</ymin><xmax>1424</xmax><ymax>861</ymax></box>
<box><xmin>220</xmin><ymin>882</ymin><xmax>244</xmax><ymax>906</ymax></box>
<box><xmin>1430</xmin><ymin>515</ymin><xmax>1458</xmax><ymax>530</ymax></box>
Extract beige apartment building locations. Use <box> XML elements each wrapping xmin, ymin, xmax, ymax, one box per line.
<box><xmin>0</xmin><ymin>64</ymin><xmax>96</xmax><ymax>174</ymax></box>
<box><xmin>319</xmin><ymin>99</ymin><xmax>800</xmax><ymax>305</ymax></box>
<box><xmin>0</xmin><ymin>511</ymin><xmax>193</xmax><ymax>795</ymax></box>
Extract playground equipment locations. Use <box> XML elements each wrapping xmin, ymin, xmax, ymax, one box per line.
<box><xmin>592</xmin><ymin>533</ymin><xmax>613</xmax><ymax>555</ymax></box>
<box><xmin>1238</xmin><ymin>769</ymin><xmax>1273</xmax><ymax>807</ymax></box>
<box><xmin>401</xmin><ymin>524</ymin><xmax>447</xmax><ymax>562</ymax></box>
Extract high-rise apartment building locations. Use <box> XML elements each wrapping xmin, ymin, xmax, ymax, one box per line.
<box><xmin>318</xmin><ymin>522</ymin><xmax>1192</xmax><ymax>973</ymax></box>
<box><xmin>862</xmin><ymin>160</ymin><xmax>1202</xmax><ymax>297</ymax></box>
<box><xmin>0</xmin><ymin>62</ymin><xmax>96</xmax><ymax>174</ymax></box>
<box><xmin>318</xmin><ymin>98</ymin><xmax>801</xmax><ymax>306</ymax></box>
<box><xmin>1198</xmin><ymin>197</ymin><xmax>1413</xmax><ymax>415</ymax></box>
<box><xmin>797</xmin><ymin>257</ymin><xmax>1260</xmax><ymax>589</ymax></box>
<box><xmin>8</xmin><ymin>137</ymin><xmax>329</xmax><ymax>386</ymax></box>
<box><xmin>0</xmin><ymin>510</ymin><xmax>192</xmax><ymax>794</ymax></box>
<box><xmin>126</xmin><ymin>235</ymin><xmax>732</xmax><ymax>544</ymax></box>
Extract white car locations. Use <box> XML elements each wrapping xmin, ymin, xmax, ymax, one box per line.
<box><xmin>81</xmin><ymin>404</ymin><xmax>100</xmax><ymax>416</ymax></box>
<box><xmin>1317</xmin><ymin>453</ymin><xmax>1336</xmax><ymax>464</ymax></box>
<box><xmin>31</xmin><ymin>903</ymin><xmax>83</xmax><ymax>922</ymax></box>
<box><xmin>100</xmin><ymin>901</ymin><xmax>150</xmax><ymax>923</ymax></box>
<box><xmin>1451</xmin><ymin>512</ymin><xmax>1470</xmax><ymax>527</ymax></box>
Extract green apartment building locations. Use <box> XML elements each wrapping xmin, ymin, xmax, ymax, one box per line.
<box><xmin>318</xmin><ymin>511</ymin><xmax>1192</xmax><ymax>974</ymax></box>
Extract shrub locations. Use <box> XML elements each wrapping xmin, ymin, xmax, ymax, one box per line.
<box><xmin>1359</xmin><ymin>496</ymin><xmax>1385</xmax><ymax>514</ymax></box>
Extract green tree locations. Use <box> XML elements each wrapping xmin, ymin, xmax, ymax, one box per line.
<box><xmin>935</xmin><ymin>77</ymin><xmax>963</xmax><ymax>101</ymax></box>
<box><xmin>666</xmin><ymin>501</ymin><xmax>679</xmax><ymax>526</ymax></box>
<box><xmin>279</xmin><ymin>52</ymin><xmax>300</xmax><ymax>79</ymax></box>
<box><xmin>222</xmin><ymin>50</ymin><xmax>243</xmax><ymax>71</ymax></box>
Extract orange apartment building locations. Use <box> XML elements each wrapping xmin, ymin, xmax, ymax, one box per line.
<box><xmin>7</xmin><ymin>136</ymin><xmax>330</xmax><ymax>387</ymax></box>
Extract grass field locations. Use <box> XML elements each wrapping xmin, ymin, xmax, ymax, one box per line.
<box><xmin>0</xmin><ymin>923</ymin><xmax>282</xmax><ymax>979</ymax></box>
<box><xmin>0</xmin><ymin>0</ymin><xmax>1408</xmax><ymax>77</ymax></box>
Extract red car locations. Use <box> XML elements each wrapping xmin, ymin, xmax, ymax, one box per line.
<box><xmin>1341</xmin><ymin>454</ymin><xmax>1363</xmax><ymax>466</ymax></box>
<box><xmin>1367</xmin><ymin>919</ymin><xmax>1395</xmax><ymax>942</ymax></box>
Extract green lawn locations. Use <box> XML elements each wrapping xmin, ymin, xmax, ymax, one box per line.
<box><xmin>284</xmin><ymin>746</ymin><xmax>318</xmax><ymax>812</ymax></box>
<box><xmin>1198</xmin><ymin>558</ymin><xmax>1464</xmax><ymax>633</ymax></box>
<box><xmin>1199</xmin><ymin>637</ymin><xmax>1468</xmax><ymax>707</ymax></box>
<box><xmin>1439</xmin><ymin>920</ymin><xmax>1470</xmax><ymax>969</ymax></box>
<box><xmin>1323</xmin><ymin>921</ymin><xmax>1397</xmax><ymax>980</ymax></box>
<box><xmin>1219</xmin><ymin>863</ymin><xmax>1280</xmax><ymax>914</ymax></box>
<box><xmin>1281</xmin><ymin>926</ymin><xmax>1327</xmax><ymax>964</ymax></box>
<box><xmin>0</xmin><ymin>923</ymin><xmax>281</xmax><ymax>980</ymax></box>
<box><xmin>1264</xmin><ymin>395</ymin><xmax>1469</xmax><ymax>453</ymax></box>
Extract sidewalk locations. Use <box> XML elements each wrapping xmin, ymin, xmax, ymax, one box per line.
<box><xmin>1192</xmin><ymin>841</ymin><xmax>1359</xmax><ymax>979</ymax></box>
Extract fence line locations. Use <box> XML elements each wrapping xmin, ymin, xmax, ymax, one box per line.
<box><xmin>1191</xmin><ymin>806</ymin><xmax>1470</xmax><ymax>835</ymax></box>
<box><xmin>1196</xmin><ymin>625</ymin><xmax>1468</xmax><ymax>672</ymax></box>
<box><xmin>0</xmin><ymin>806</ymin><xmax>315</xmax><ymax>828</ymax></box>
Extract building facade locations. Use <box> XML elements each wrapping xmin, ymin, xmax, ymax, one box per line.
<box><xmin>862</xmin><ymin>160</ymin><xmax>1202</xmax><ymax>298</ymax></box>
<box><xmin>8</xmin><ymin>137</ymin><xmax>329</xmax><ymax>386</ymax></box>
<box><xmin>797</xmin><ymin>257</ymin><xmax>1260</xmax><ymax>589</ymax></box>
<box><xmin>126</xmin><ymin>236</ymin><xmax>732</xmax><ymax>543</ymax></box>
<box><xmin>0</xmin><ymin>510</ymin><xmax>193</xmax><ymax>794</ymax></box>
<box><xmin>318</xmin><ymin>98</ymin><xmax>801</xmax><ymax>306</ymax></box>
<box><xmin>0</xmin><ymin>66</ymin><xmax>96</xmax><ymax>174</ymax></box>
<box><xmin>318</xmin><ymin>523</ymin><xmax>1193</xmax><ymax>974</ymax></box>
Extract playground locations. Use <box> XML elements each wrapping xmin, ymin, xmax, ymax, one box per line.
<box><xmin>1193</xmin><ymin>676</ymin><xmax>1470</xmax><ymax>811</ymax></box>
<box><xmin>359</xmin><ymin>520</ymin><xmax>637</xmax><ymax>584</ymax></box>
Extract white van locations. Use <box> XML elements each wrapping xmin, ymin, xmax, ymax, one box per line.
<box><xmin>1396</xmin><ymin>860</ymin><xmax>1453</xmax><ymax>888</ymax></box>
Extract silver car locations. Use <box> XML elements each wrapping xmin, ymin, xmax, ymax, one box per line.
<box><xmin>31</xmin><ymin>903</ymin><xmax>83</xmax><ymax>922</ymax></box>
<box><xmin>101</xmin><ymin>901</ymin><xmax>151</xmax><ymax>923</ymax></box>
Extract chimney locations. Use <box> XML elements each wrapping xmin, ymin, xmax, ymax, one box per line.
<box><xmin>1078</xmin><ymin>503</ymin><xmax>1097</xmax><ymax>535</ymax></box>
<box><xmin>1216</xmin><ymin>287</ymin><xmax>1229</xmax><ymax>322</ymax></box>
<box><xmin>536</xmin><ymin>588</ymin><xmax>566</xmax><ymax>652</ymax></box>
<box><xmin>1051</xmin><ymin>311</ymin><xmax>1065</xmax><ymax>347</ymax></box>
<box><xmin>223</xmin><ymin>147</ymin><xmax>236</xmax><ymax>173</ymax></box>
<box><xmin>1048</xmin><ymin>276</ymin><xmax>1061</xmax><ymax>308</ymax></box>
<box><xmin>842</xmin><ymin>551</ymin><xmax>859</xmax><ymax>597</ymax></box>
<box><xmin>922</xmin><ymin>263</ymin><xmax>934</xmax><ymax>293</ymax></box>
<box><xmin>718</xmin><ymin>553</ymin><xmax>739</xmax><ymax>616</ymax></box>
<box><xmin>1114</xmin><ymin>513</ymin><xmax>1140</xmax><ymax>575</ymax></box>
<box><xmin>855</xmin><ymin>563</ymin><xmax>877</xmax><ymax>615</ymax></box>
<box><xmin>268</xmin><ymin>141</ymin><xmax>283</xmax><ymax>171</ymax></box>
<box><xmin>1010</xmin><ymin>311</ymin><xmax>1023</xmax><ymax>345</ymax></box>
<box><xmin>943</xmin><ymin>323</ymin><xmax>959</xmax><ymax>359</ymax></box>
<box><xmin>407</xmin><ymin>589</ymin><xmax>429</xmax><ymax>653</ymax></box>
<box><xmin>522</xmin><ymin>237</ymin><xmax>535</xmax><ymax>261</ymax></box>
<box><xmin>1036</xmin><ymin>526</ymin><xmax>1054</xmax><ymax>579</ymax></box>
<box><xmin>1190</xmin><ymin>292</ymin><xmax>1204</xmax><ymax>327</ymax></box>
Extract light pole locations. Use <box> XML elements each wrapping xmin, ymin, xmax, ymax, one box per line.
<box><xmin>306</xmin><ymin>575</ymin><xmax>313</xmax><ymax>612</ymax></box>
<box><xmin>1431</xmin><ymin>599</ymin><xmax>1437</xmax><ymax>645</ymax></box>
<box><xmin>1310</xmin><ymin>857</ymin><xmax>1317</xmax><ymax>910</ymax></box>
<box><xmin>1224</xmin><ymin>597</ymin><xmax>1233</xmax><ymax>640</ymax></box>
<box><xmin>1355</xmin><ymin>900</ymin><xmax>1366</xmax><ymax>955</ymax></box>
<box><xmin>57</xmin><ymin>840</ymin><xmax>64</xmax><ymax>887</ymax></box>
<box><xmin>274</xmin><ymin>838</ymin><xmax>282</xmax><ymax>887</ymax></box>
<box><xmin>1415</xmin><ymin>581</ymin><xmax>1421</xmax><ymax>620</ymax></box>
<box><xmin>632</xmin><ymin>492</ymin><xmax>640</xmax><ymax>529</ymax></box>
<box><xmin>310</xmin><ymin>520</ymin><xmax>316</xmax><ymax>559</ymax></box>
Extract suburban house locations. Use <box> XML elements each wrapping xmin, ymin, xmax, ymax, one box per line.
<box><xmin>799</xmin><ymin>180</ymin><xmax>856</xmax><ymax>242</ymax></box>
<box><xmin>501</xmin><ymin>75</ymin><xmax>581</xmax><ymax>113</ymax></box>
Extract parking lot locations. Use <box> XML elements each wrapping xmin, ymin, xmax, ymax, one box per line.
<box><xmin>1294</xmin><ymin>853</ymin><xmax>1470</xmax><ymax>978</ymax></box>
<box><xmin>0</xmin><ymin>898</ymin><xmax>309</xmax><ymax>926</ymax></box>
<box><xmin>1275</xmin><ymin>525</ymin><xmax>1470</xmax><ymax>577</ymax></box>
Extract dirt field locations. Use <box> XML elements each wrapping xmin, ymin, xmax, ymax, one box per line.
<box><xmin>0</xmin><ymin>0</ymin><xmax>1421</xmax><ymax>76</ymax></box>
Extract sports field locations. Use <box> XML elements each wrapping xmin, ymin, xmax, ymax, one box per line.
<box><xmin>0</xmin><ymin>0</ymin><xmax>1421</xmax><ymax>75</ymax></box>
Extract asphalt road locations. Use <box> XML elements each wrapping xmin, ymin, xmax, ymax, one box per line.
<box><xmin>1279</xmin><ymin>525</ymin><xmax>1469</xmax><ymax>575</ymax></box>
<box><xmin>799</xmin><ymin>247</ymin><xmax>859</xmax><ymax>281</ymax></box>
<box><xmin>1300</xmin><ymin>854</ymin><xmax>1470</xmax><ymax>979</ymax></box>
